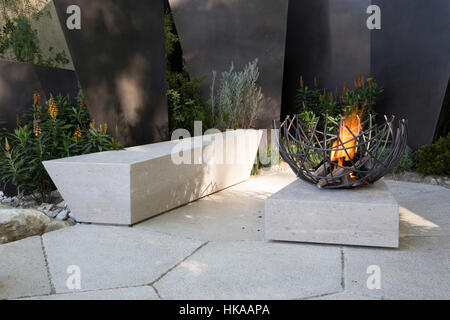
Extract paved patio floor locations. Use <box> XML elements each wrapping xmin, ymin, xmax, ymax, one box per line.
<box><xmin>1</xmin><ymin>170</ymin><xmax>449</xmax><ymax>300</ymax></box>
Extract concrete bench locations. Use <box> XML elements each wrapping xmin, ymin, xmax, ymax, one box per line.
<box><xmin>44</xmin><ymin>130</ymin><xmax>262</xmax><ymax>225</ymax></box>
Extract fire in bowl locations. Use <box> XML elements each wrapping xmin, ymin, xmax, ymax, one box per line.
<box><xmin>274</xmin><ymin>110</ymin><xmax>408</xmax><ymax>189</ymax></box>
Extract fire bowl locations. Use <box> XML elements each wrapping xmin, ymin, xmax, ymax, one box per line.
<box><xmin>273</xmin><ymin>114</ymin><xmax>408</xmax><ymax>189</ymax></box>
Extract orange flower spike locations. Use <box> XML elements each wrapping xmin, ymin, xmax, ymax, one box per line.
<box><xmin>367</xmin><ymin>77</ymin><xmax>374</xmax><ymax>84</ymax></box>
<box><xmin>33</xmin><ymin>92</ymin><xmax>41</xmax><ymax>105</ymax></box>
<box><xmin>343</xmin><ymin>83</ymin><xmax>349</xmax><ymax>94</ymax></box>
<box><xmin>89</xmin><ymin>120</ymin><xmax>95</xmax><ymax>129</ymax></box>
<box><xmin>73</xmin><ymin>127</ymin><xmax>82</xmax><ymax>139</ymax></box>
<box><xmin>103</xmin><ymin>123</ymin><xmax>108</xmax><ymax>133</ymax></box>
<box><xmin>33</xmin><ymin>120</ymin><xmax>42</xmax><ymax>136</ymax></box>
<box><xmin>299</xmin><ymin>76</ymin><xmax>304</xmax><ymax>89</ymax></box>
<box><xmin>49</xmin><ymin>97</ymin><xmax>58</xmax><ymax>119</ymax></box>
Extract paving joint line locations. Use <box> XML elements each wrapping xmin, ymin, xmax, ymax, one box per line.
<box><xmin>13</xmin><ymin>283</ymin><xmax>159</xmax><ymax>300</ymax></box>
<box><xmin>151</xmin><ymin>285</ymin><xmax>163</xmax><ymax>300</ymax></box>
<box><xmin>150</xmin><ymin>241</ymin><xmax>210</xmax><ymax>287</ymax></box>
<box><xmin>40</xmin><ymin>236</ymin><xmax>56</xmax><ymax>295</ymax></box>
<box><xmin>297</xmin><ymin>290</ymin><xmax>343</xmax><ymax>300</ymax></box>
<box><xmin>340</xmin><ymin>247</ymin><xmax>345</xmax><ymax>290</ymax></box>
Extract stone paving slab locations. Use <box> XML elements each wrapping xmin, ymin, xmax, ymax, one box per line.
<box><xmin>385</xmin><ymin>180</ymin><xmax>444</xmax><ymax>197</ymax></box>
<box><xmin>154</xmin><ymin>241</ymin><xmax>342</xmax><ymax>300</ymax></box>
<box><xmin>135</xmin><ymin>195</ymin><xmax>264</xmax><ymax>241</ymax></box>
<box><xmin>397</xmin><ymin>191</ymin><xmax>450</xmax><ymax>237</ymax></box>
<box><xmin>386</xmin><ymin>180</ymin><xmax>450</xmax><ymax>237</ymax></box>
<box><xmin>209</xmin><ymin>171</ymin><xmax>297</xmax><ymax>199</ymax></box>
<box><xmin>135</xmin><ymin>172</ymin><xmax>297</xmax><ymax>241</ymax></box>
<box><xmin>23</xmin><ymin>286</ymin><xmax>159</xmax><ymax>300</ymax></box>
<box><xmin>1</xmin><ymin>172</ymin><xmax>449</xmax><ymax>300</ymax></box>
<box><xmin>308</xmin><ymin>291</ymin><xmax>381</xmax><ymax>300</ymax></box>
<box><xmin>344</xmin><ymin>236</ymin><xmax>450</xmax><ymax>300</ymax></box>
<box><xmin>0</xmin><ymin>236</ymin><xmax>51</xmax><ymax>299</ymax></box>
<box><xmin>42</xmin><ymin>224</ymin><xmax>204</xmax><ymax>293</ymax></box>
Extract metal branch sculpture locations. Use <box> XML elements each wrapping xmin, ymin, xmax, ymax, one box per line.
<box><xmin>273</xmin><ymin>114</ymin><xmax>408</xmax><ymax>189</ymax></box>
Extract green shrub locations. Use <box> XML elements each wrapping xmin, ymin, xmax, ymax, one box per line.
<box><xmin>209</xmin><ymin>59</ymin><xmax>263</xmax><ymax>131</ymax></box>
<box><xmin>342</xmin><ymin>76</ymin><xmax>383</xmax><ymax>113</ymax></box>
<box><xmin>0</xmin><ymin>1</ymin><xmax>69</xmax><ymax>67</ymax></box>
<box><xmin>416</xmin><ymin>134</ymin><xmax>450</xmax><ymax>175</ymax></box>
<box><xmin>165</xmin><ymin>10</ymin><xmax>265</xmax><ymax>133</ymax></box>
<box><xmin>166</xmin><ymin>71</ymin><xmax>207</xmax><ymax>134</ymax></box>
<box><xmin>296</xmin><ymin>75</ymin><xmax>383</xmax><ymax>120</ymax></box>
<box><xmin>0</xmin><ymin>91</ymin><xmax>122</xmax><ymax>201</ymax></box>
<box><xmin>165</xmin><ymin>10</ymin><xmax>206</xmax><ymax>134</ymax></box>
<box><xmin>380</xmin><ymin>145</ymin><xmax>415</xmax><ymax>174</ymax></box>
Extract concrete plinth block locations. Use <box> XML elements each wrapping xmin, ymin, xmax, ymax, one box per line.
<box><xmin>265</xmin><ymin>179</ymin><xmax>399</xmax><ymax>248</ymax></box>
<box><xmin>43</xmin><ymin>130</ymin><xmax>262</xmax><ymax>225</ymax></box>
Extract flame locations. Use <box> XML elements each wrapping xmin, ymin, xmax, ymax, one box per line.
<box><xmin>330</xmin><ymin>107</ymin><xmax>364</xmax><ymax>170</ymax></box>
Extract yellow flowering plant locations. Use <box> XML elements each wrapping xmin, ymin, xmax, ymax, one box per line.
<box><xmin>0</xmin><ymin>91</ymin><xmax>122</xmax><ymax>201</ymax></box>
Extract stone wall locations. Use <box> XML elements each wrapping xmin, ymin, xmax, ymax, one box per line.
<box><xmin>31</xmin><ymin>0</ymin><xmax>75</xmax><ymax>70</ymax></box>
<box><xmin>0</xmin><ymin>0</ymin><xmax>74</xmax><ymax>70</ymax></box>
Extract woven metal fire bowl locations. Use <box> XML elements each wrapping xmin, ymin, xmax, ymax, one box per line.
<box><xmin>273</xmin><ymin>114</ymin><xmax>408</xmax><ymax>189</ymax></box>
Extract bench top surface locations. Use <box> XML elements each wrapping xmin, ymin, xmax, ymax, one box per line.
<box><xmin>43</xmin><ymin>130</ymin><xmax>259</xmax><ymax>165</ymax></box>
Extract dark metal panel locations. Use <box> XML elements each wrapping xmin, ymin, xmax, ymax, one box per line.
<box><xmin>0</xmin><ymin>59</ymin><xmax>78</xmax><ymax>131</ymax></box>
<box><xmin>0</xmin><ymin>59</ymin><xmax>42</xmax><ymax>130</ymax></box>
<box><xmin>33</xmin><ymin>64</ymin><xmax>78</xmax><ymax>102</ymax></box>
<box><xmin>371</xmin><ymin>0</ymin><xmax>450</xmax><ymax>149</ymax></box>
<box><xmin>282</xmin><ymin>0</ymin><xmax>371</xmax><ymax>117</ymax></box>
<box><xmin>283</xmin><ymin>0</ymin><xmax>450</xmax><ymax>149</ymax></box>
<box><xmin>169</xmin><ymin>0</ymin><xmax>289</xmax><ymax>129</ymax></box>
<box><xmin>54</xmin><ymin>0</ymin><xmax>169</xmax><ymax>146</ymax></box>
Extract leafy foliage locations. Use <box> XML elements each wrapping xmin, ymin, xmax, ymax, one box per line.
<box><xmin>165</xmin><ymin>11</ymin><xmax>265</xmax><ymax>133</ymax></box>
<box><xmin>165</xmin><ymin>10</ymin><xmax>206</xmax><ymax>134</ymax></box>
<box><xmin>0</xmin><ymin>92</ymin><xmax>122</xmax><ymax>201</ymax></box>
<box><xmin>416</xmin><ymin>133</ymin><xmax>450</xmax><ymax>175</ymax></box>
<box><xmin>209</xmin><ymin>59</ymin><xmax>263</xmax><ymax>131</ymax></box>
<box><xmin>0</xmin><ymin>1</ymin><xmax>69</xmax><ymax>67</ymax></box>
<box><xmin>166</xmin><ymin>72</ymin><xmax>207</xmax><ymax>134</ymax></box>
<box><xmin>296</xmin><ymin>75</ymin><xmax>383</xmax><ymax>120</ymax></box>
<box><xmin>380</xmin><ymin>145</ymin><xmax>416</xmax><ymax>174</ymax></box>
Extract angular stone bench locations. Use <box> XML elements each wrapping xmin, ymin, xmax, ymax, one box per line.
<box><xmin>44</xmin><ymin>130</ymin><xmax>262</xmax><ymax>225</ymax></box>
